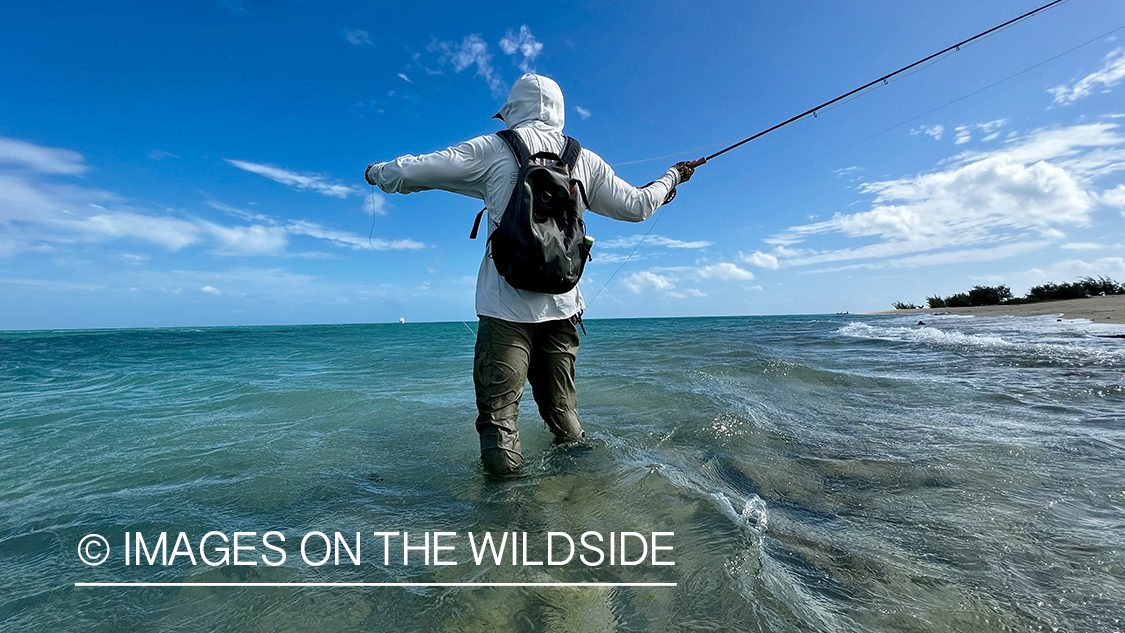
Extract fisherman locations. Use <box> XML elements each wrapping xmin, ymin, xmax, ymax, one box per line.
<box><xmin>366</xmin><ymin>74</ymin><xmax>700</xmax><ymax>474</ymax></box>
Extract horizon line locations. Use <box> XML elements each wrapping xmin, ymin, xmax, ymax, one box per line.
<box><xmin>75</xmin><ymin>581</ymin><xmax>677</xmax><ymax>588</ymax></box>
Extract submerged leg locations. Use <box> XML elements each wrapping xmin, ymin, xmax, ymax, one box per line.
<box><xmin>528</xmin><ymin>317</ymin><xmax>584</xmax><ymax>442</ymax></box>
<box><xmin>474</xmin><ymin>316</ymin><xmax>532</xmax><ymax>474</ymax></box>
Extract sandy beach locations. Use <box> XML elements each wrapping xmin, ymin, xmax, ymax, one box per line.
<box><xmin>866</xmin><ymin>293</ymin><xmax>1125</xmax><ymax>324</ymax></box>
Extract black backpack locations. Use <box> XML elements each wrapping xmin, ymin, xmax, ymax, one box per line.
<box><xmin>470</xmin><ymin>130</ymin><xmax>591</xmax><ymax>295</ymax></box>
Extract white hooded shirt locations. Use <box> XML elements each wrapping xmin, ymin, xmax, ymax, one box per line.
<box><xmin>366</xmin><ymin>74</ymin><xmax>682</xmax><ymax>323</ymax></box>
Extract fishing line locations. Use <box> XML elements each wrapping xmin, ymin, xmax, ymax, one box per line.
<box><xmin>585</xmin><ymin>205</ymin><xmax>667</xmax><ymax>308</ymax></box>
<box><xmin>738</xmin><ymin>22</ymin><xmax>1125</xmax><ymax>187</ymax></box>
<box><xmin>613</xmin><ymin>0</ymin><xmax>1071</xmax><ymax>168</ymax></box>
<box><xmin>701</xmin><ymin>0</ymin><xmax>1071</xmax><ymax>163</ymax></box>
<box><xmin>368</xmin><ymin>186</ymin><xmax>379</xmax><ymax>248</ymax></box>
<box><xmin>588</xmin><ymin>0</ymin><xmax>1081</xmax><ymax>306</ymax></box>
<box><xmin>368</xmin><ymin>182</ymin><xmax>477</xmax><ymax>338</ymax></box>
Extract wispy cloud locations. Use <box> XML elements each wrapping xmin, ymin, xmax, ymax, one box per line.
<box><xmin>397</xmin><ymin>72</ymin><xmax>413</xmax><ymax>84</ymax></box>
<box><xmin>198</xmin><ymin>220</ymin><xmax>288</xmax><ymax>256</ymax></box>
<box><xmin>620</xmin><ymin>263</ymin><xmax>753</xmax><ymax>295</ymax></box>
<box><xmin>622</xmin><ymin>270</ymin><xmax>674</xmax><ymax>293</ymax></box>
<box><xmin>911</xmin><ymin>124</ymin><xmax>944</xmax><ymax>141</ymax></box>
<box><xmin>147</xmin><ymin>149</ymin><xmax>179</xmax><ymax>160</ymax></box>
<box><xmin>1027</xmin><ymin>256</ymin><xmax>1125</xmax><ymax>283</ymax></box>
<box><xmin>286</xmin><ymin>220</ymin><xmax>424</xmax><ymax>251</ymax></box>
<box><xmin>598</xmin><ymin>234</ymin><xmax>711</xmax><ymax>249</ymax></box>
<box><xmin>1103</xmin><ymin>184</ymin><xmax>1125</xmax><ymax>214</ymax></box>
<box><xmin>499</xmin><ymin>25</ymin><xmax>543</xmax><ymax>73</ymax></box>
<box><xmin>952</xmin><ymin>119</ymin><xmax>1007</xmax><ymax>145</ymax></box>
<box><xmin>203</xmin><ymin>195</ymin><xmax>271</xmax><ymax>223</ymax></box>
<box><xmin>1060</xmin><ymin>242</ymin><xmax>1111</xmax><ymax>250</ymax></box>
<box><xmin>346</xmin><ymin>30</ymin><xmax>372</xmax><ymax>46</ymax></box>
<box><xmin>0</xmin><ymin>136</ymin><xmax>87</xmax><ymax>175</ymax></box>
<box><xmin>430</xmin><ymin>34</ymin><xmax>502</xmax><ymax>95</ymax></box>
<box><xmin>575</xmin><ymin>106</ymin><xmax>592</xmax><ymax>120</ymax></box>
<box><xmin>756</xmin><ymin>122</ymin><xmax>1124</xmax><ymax>271</ymax></box>
<box><xmin>224</xmin><ymin>159</ymin><xmax>362</xmax><ymax>199</ymax></box>
<box><xmin>739</xmin><ymin>250</ymin><xmax>779</xmax><ymax>269</ymax></box>
<box><xmin>691</xmin><ymin>262</ymin><xmax>755</xmax><ymax>281</ymax></box>
<box><xmin>1050</xmin><ymin>48</ymin><xmax>1125</xmax><ymax>104</ymax></box>
<box><xmin>428</xmin><ymin>26</ymin><xmax>542</xmax><ymax>96</ymax></box>
<box><xmin>0</xmin><ymin>138</ymin><xmax>422</xmax><ymax>259</ymax></box>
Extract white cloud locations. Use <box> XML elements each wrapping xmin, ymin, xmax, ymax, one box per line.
<box><xmin>431</xmin><ymin>34</ymin><xmax>503</xmax><ymax>95</ymax></box>
<box><xmin>147</xmin><ymin>149</ymin><xmax>179</xmax><ymax>160</ymax></box>
<box><xmin>76</xmin><ymin>212</ymin><xmax>201</xmax><ymax>251</ymax></box>
<box><xmin>1061</xmin><ymin>242</ymin><xmax>1108</xmax><ymax>250</ymax></box>
<box><xmin>225</xmin><ymin>160</ymin><xmax>362</xmax><ymax>198</ymax></box>
<box><xmin>587</xmin><ymin>252</ymin><xmax>645</xmax><ymax>264</ymax></box>
<box><xmin>286</xmin><ymin>219</ymin><xmax>425</xmax><ymax>251</ymax></box>
<box><xmin>1102</xmin><ymin>184</ymin><xmax>1125</xmax><ymax>208</ymax></box>
<box><xmin>575</xmin><ymin>106</ymin><xmax>592</xmax><ymax>120</ymax></box>
<box><xmin>0</xmin><ymin>137</ymin><xmax>87</xmax><ymax>175</ymax></box>
<box><xmin>739</xmin><ymin>250</ymin><xmax>779</xmax><ymax>269</ymax></box>
<box><xmin>952</xmin><ymin>119</ymin><xmax>1007</xmax><ymax>146</ymax></box>
<box><xmin>397</xmin><ymin>72</ymin><xmax>413</xmax><ymax>84</ymax></box>
<box><xmin>203</xmin><ymin>195</ymin><xmax>271</xmax><ymax>223</ymax></box>
<box><xmin>363</xmin><ymin>191</ymin><xmax>388</xmax><ymax>216</ymax></box>
<box><xmin>499</xmin><ymin>25</ymin><xmax>543</xmax><ymax>73</ymax></box>
<box><xmin>346</xmin><ymin>30</ymin><xmax>372</xmax><ymax>46</ymax></box>
<box><xmin>200</xmin><ymin>285</ymin><xmax>222</xmax><ymax>295</ymax></box>
<box><xmin>598</xmin><ymin>234</ymin><xmax>711</xmax><ymax>249</ymax></box>
<box><xmin>1050</xmin><ymin>48</ymin><xmax>1125</xmax><ymax>104</ymax></box>
<box><xmin>620</xmin><ymin>263</ymin><xmax>753</xmax><ymax>295</ymax></box>
<box><xmin>622</xmin><ymin>271</ymin><xmax>674</xmax><ymax>293</ymax></box>
<box><xmin>1028</xmin><ymin>257</ymin><xmax>1125</xmax><ymax>281</ymax></box>
<box><xmin>199</xmin><ymin>221</ymin><xmax>288</xmax><ymax>256</ymax></box>
<box><xmin>911</xmin><ymin>124</ymin><xmax>944</xmax><ymax>141</ymax></box>
<box><xmin>0</xmin><ymin>138</ymin><xmax>423</xmax><ymax>259</ymax></box>
<box><xmin>759</xmin><ymin>122</ymin><xmax>1121</xmax><ymax>270</ymax></box>
<box><xmin>693</xmin><ymin>262</ymin><xmax>754</xmax><ymax>281</ymax></box>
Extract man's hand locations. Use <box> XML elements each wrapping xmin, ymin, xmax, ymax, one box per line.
<box><xmin>673</xmin><ymin>157</ymin><xmax>706</xmax><ymax>183</ymax></box>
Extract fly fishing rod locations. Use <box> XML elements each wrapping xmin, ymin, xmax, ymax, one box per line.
<box><xmin>680</xmin><ymin>0</ymin><xmax>1071</xmax><ymax>170</ymax></box>
<box><xmin>590</xmin><ymin>0</ymin><xmax>1074</xmax><ymax>307</ymax></box>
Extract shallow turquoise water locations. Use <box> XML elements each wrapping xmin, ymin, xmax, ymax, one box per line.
<box><xmin>1</xmin><ymin>314</ymin><xmax>1123</xmax><ymax>632</ymax></box>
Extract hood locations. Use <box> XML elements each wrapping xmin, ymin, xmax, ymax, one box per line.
<box><xmin>494</xmin><ymin>74</ymin><xmax>565</xmax><ymax>132</ymax></box>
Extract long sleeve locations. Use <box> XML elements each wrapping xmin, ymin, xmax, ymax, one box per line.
<box><xmin>366</xmin><ymin>137</ymin><xmax>494</xmax><ymax>201</ymax></box>
<box><xmin>583</xmin><ymin>153</ymin><xmax>682</xmax><ymax>223</ymax></box>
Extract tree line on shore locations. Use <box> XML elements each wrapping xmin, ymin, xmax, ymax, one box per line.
<box><xmin>893</xmin><ymin>276</ymin><xmax>1125</xmax><ymax>310</ymax></box>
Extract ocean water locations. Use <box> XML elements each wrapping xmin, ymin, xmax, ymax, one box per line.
<box><xmin>1</xmin><ymin>314</ymin><xmax>1123</xmax><ymax>632</ymax></box>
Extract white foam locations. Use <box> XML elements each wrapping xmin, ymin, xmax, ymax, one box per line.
<box><xmin>838</xmin><ymin>319</ymin><xmax>1125</xmax><ymax>362</ymax></box>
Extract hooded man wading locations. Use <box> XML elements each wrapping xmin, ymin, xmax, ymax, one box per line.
<box><xmin>366</xmin><ymin>74</ymin><xmax>699</xmax><ymax>474</ymax></box>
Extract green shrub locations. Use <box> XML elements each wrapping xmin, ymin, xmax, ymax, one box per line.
<box><xmin>967</xmin><ymin>285</ymin><xmax>1012</xmax><ymax>306</ymax></box>
<box><xmin>926</xmin><ymin>295</ymin><xmax>946</xmax><ymax>308</ymax></box>
<box><xmin>1079</xmin><ymin>276</ymin><xmax>1125</xmax><ymax>296</ymax></box>
<box><xmin>945</xmin><ymin>292</ymin><xmax>971</xmax><ymax>307</ymax></box>
<box><xmin>1028</xmin><ymin>281</ymin><xmax>1086</xmax><ymax>301</ymax></box>
<box><xmin>892</xmin><ymin>301</ymin><xmax>919</xmax><ymax>310</ymax></box>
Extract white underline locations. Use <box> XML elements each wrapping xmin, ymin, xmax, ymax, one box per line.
<box><xmin>75</xmin><ymin>582</ymin><xmax>677</xmax><ymax>588</ymax></box>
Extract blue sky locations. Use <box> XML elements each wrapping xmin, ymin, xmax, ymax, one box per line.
<box><xmin>3</xmin><ymin>0</ymin><xmax>1125</xmax><ymax>329</ymax></box>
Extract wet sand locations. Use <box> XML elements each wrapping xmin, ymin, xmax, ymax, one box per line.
<box><xmin>866</xmin><ymin>294</ymin><xmax>1125</xmax><ymax>324</ymax></box>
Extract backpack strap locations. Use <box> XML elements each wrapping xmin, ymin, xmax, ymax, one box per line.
<box><xmin>469</xmin><ymin>207</ymin><xmax>486</xmax><ymax>239</ymax></box>
<box><xmin>496</xmin><ymin>129</ymin><xmax>532</xmax><ymax>165</ymax></box>
<box><xmin>560</xmin><ymin>136</ymin><xmax>582</xmax><ymax>171</ymax></box>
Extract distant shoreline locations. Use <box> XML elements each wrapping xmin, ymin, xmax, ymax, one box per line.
<box><xmin>866</xmin><ymin>294</ymin><xmax>1125</xmax><ymax>324</ymax></box>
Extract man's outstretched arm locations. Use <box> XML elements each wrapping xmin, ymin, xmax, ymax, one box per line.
<box><xmin>365</xmin><ymin>137</ymin><xmax>493</xmax><ymax>200</ymax></box>
<box><xmin>584</xmin><ymin>155</ymin><xmax>703</xmax><ymax>222</ymax></box>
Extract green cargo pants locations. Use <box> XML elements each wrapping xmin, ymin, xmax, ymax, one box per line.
<box><xmin>474</xmin><ymin>315</ymin><xmax>584</xmax><ymax>474</ymax></box>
